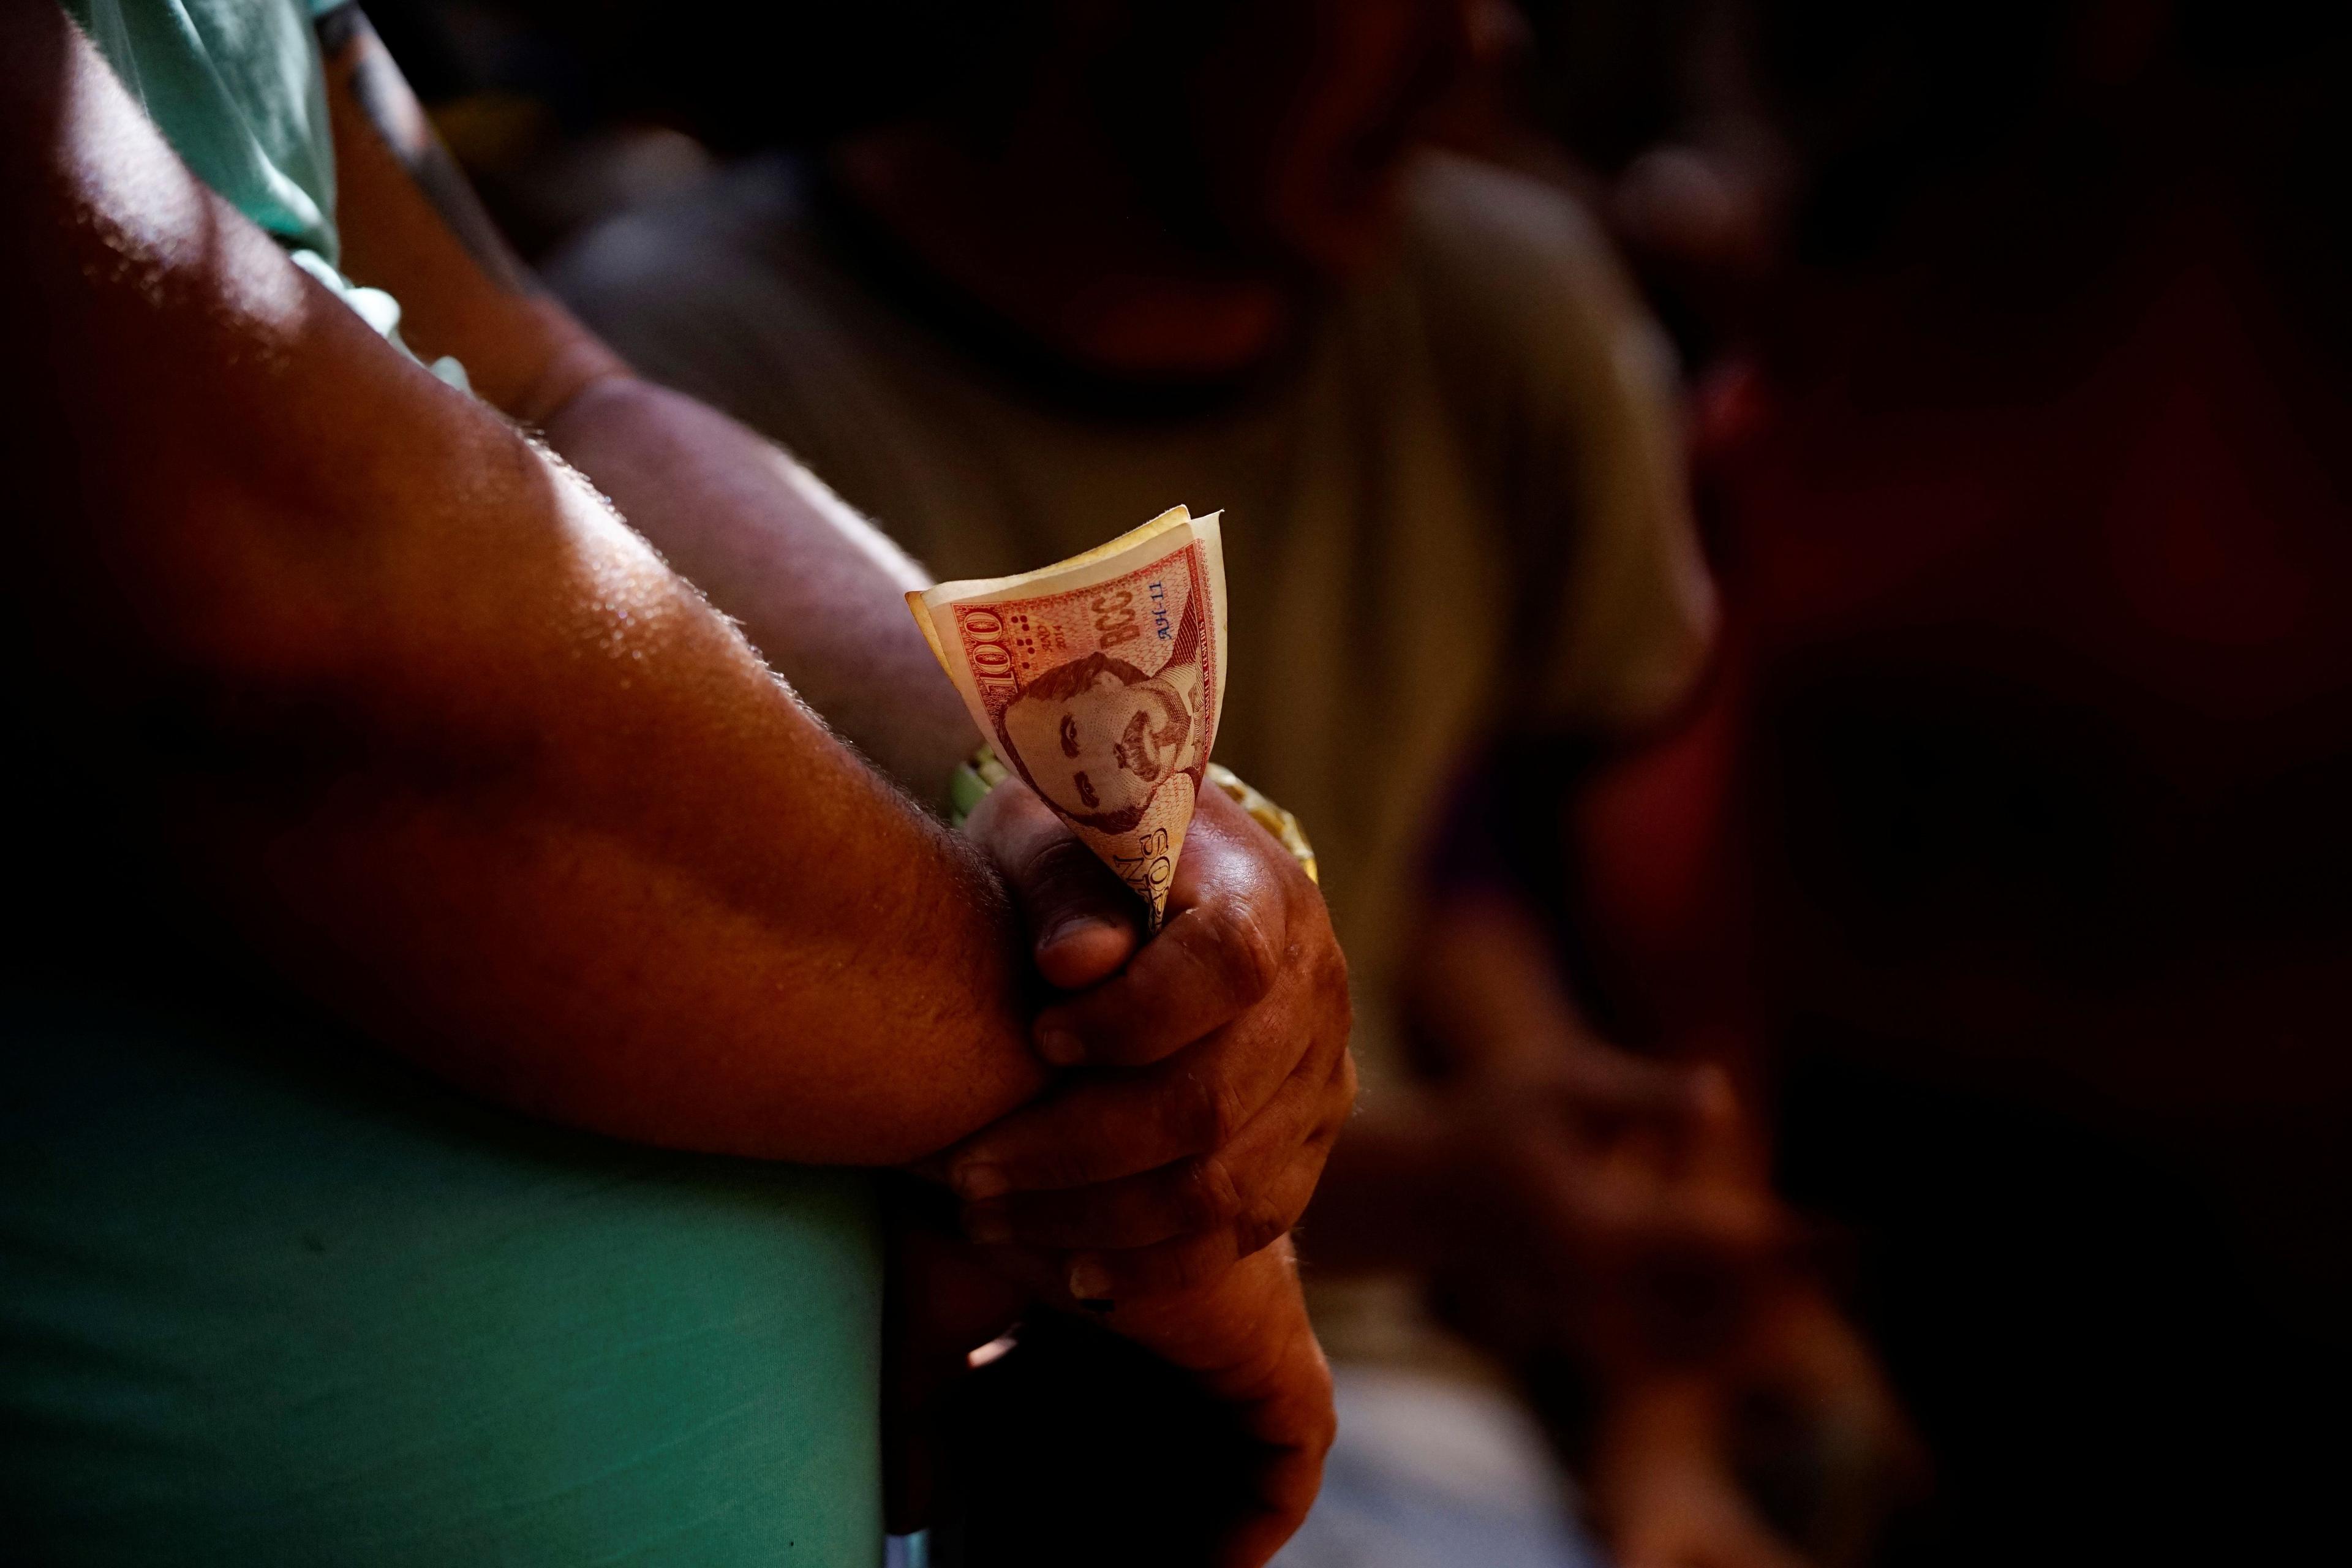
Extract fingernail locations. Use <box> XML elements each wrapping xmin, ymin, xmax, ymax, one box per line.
<box><xmin>1036</xmin><ymin>1029</ymin><xmax>1084</xmax><ymax>1067</ymax></box>
<box><xmin>952</xmin><ymin>1161</ymin><xmax>1011</xmax><ymax>1202</ymax></box>
<box><xmin>1038</xmin><ymin>917</ymin><xmax>1094</xmax><ymax>954</ymax></box>
<box><xmin>962</xmin><ymin>1203</ymin><xmax>1012</xmax><ymax>1244</ymax></box>
<box><xmin>1067</xmin><ymin>1259</ymin><xmax>1112</xmax><ymax>1300</ymax></box>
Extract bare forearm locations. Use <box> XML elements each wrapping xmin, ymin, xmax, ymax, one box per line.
<box><xmin>538</xmin><ymin>376</ymin><xmax>980</xmax><ymax>800</ymax></box>
<box><xmin>3</xmin><ymin>0</ymin><xmax>1039</xmax><ymax>1164</ymax></box>
<box><xmin>1105</xmin><ymin>1238</ymin><xmax>1333</xmax><ymax>1568</ymax></box>
<box><xmin>315</xmin><ymin>9</ymin><xmax>976</xmax><ymax>801</ymax></box>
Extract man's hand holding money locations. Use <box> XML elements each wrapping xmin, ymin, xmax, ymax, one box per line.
<box><xmin>952</xmin><ymin>779</ymin><xmax>1355</xmax><ymax>1303</ymax></box>
<box><xmin>897</xmin><ymin>507</ymin><xmax>1352</xmax><ymax>1563</ymax></box>
<box><xmin>895</xmin><ymin>780</ymin><xmax>1348</xmax><ymax>1566</ymax></box>
<box><xmin>908</xmin><ymin>505</ymin><xmax>1354</xmax><ymax>1305</ymax></box>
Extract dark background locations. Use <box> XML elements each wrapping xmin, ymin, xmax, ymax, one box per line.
<box><xmin>361</xmin><ymin>3</ymin><xmax>2352</xmax><ymax>1559</ymax></box>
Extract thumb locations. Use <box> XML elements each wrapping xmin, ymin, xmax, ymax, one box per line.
<box><xmin>963</xmin><ymin>778</ymin><xmax>1142</xmax><ymax>990</ymax></box>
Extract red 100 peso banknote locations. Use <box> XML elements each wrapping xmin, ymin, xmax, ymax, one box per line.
<box><xmin>909</xmin><ymin>507</ymin><xmax>1229</xmax><ymax>928</ymax></box>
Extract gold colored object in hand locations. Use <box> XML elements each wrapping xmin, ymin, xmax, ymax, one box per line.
<box><xmin>1204</xmin><ymin>763</ymin><xmax>1318</xmax><ymax>886</ymax></box>
<box><xmin>952</xmin><ymin>745</ymin><xmax>1317</xmax><ymax>886</ymax></box>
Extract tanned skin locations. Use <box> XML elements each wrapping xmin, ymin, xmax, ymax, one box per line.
<box><xmin>5</xmin><ymin>4</ymin><xmax>1026</xmax><ymax>1163</ymax></box>
<box><xmin>318</xmin><ymin>10</ymin><xmax>1355</xmax><ymax>1304</ymax></box>
<box><xmin>2</xmin><ymin>2</ymin><xmax>1340</xmax><ymax>1558</ymax></box>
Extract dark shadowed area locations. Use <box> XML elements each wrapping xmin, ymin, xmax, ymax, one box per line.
<box><xmin>31</xmin><ymin>1</ymin><xmax>2349</xmax><ymax>1564</ymax></box>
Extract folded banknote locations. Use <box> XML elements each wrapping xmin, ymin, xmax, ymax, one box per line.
<box><xmin>908</xmin><ymin>506</ymin><xmax>1228</xmax><ymax>929</ymax></box>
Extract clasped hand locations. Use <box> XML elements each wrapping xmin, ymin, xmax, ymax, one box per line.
<box><xmin>947</xmin><ymin>779</ymin><xmax>1356</xmax><ymax>1304</ymax></box>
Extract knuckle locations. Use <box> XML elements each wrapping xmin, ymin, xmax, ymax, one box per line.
<box><xmin>1197</xmin><ymin>894</ymin><xmax>1281</xmax><ymax>1005</ymax></box>
<box><xmin>1181</xmin><ymin>1153</ymin><xmax>1247</xmax><ymax>1232</ymax></box>
<box><xmin>1309</xmin><ymin>1378</ymin><xmax>1339</xmax><ymax>1450</ymax></box>
<box><xmin>1328</xmin><ymin>1051</ymin><xmax>1361</xmax><ymax>1123</ymax></box>
<box><xmin>1268</xmin><ymin>1170</ymin><xmax>1317</xmax><ymax>1234</ymax></box>
<box><xmin>1018</xmin><ymin>831</ymin><xmax>1099</xmax><ymax>894</ymax></box>
<box><xmin>1328</xmin><ymin>944</ymin><xmax>1354</xmax><ymax>1000</ymax></box>
<box><xmin>1171</xmin><ymin>1070</ymin><xmax>1249</xmax><ymax>1152</ymax></box>
<box><xmin>1232</xmin><ymin>1202</ymin><xmax>1288</xmax><ymax>1261</ymax></box>
<box><xmin>1314</xmin><ymin>943</ymin><xmax>1354</xmax><ymax>1016</ymax></box>
<box><xmin>965</xmin><ymin>778</ymin><xmax>1044</xmax><ymax>852</ymax></box>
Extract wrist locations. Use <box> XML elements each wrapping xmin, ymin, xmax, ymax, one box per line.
<box><xmin>1096</xmin><ymin>1238</ymin><xmax>1306</xmax><ymax>1369</ymax></box>
<box><xmin>481</xmin><ymin>308</ymin><xmax>631</xmax><ymax>429</ymax></box>
<box><xmin>532</xmin><ymin>360</ymin><xmax>646</xmax><ymax>452</ymax></box>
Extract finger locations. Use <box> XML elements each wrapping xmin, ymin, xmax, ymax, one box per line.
<box><xmin>1548</xmin><ymin>1046</ymin><xmax>1712</xmax><ymax>1123</ymax></box>
<box><xmin>1061</xmin><ymin>1155</ymin><xmax>1323</xmax><ymax>1300</ymax></box>
<box><xmin>1059</xmin><ymin>1091</ymin><xmax>1341</xmax><ymax>1299</ymax></box>
<box><xmin>964</xmin><ymin>778</ymin><xmax>1142</xmax><ymax>991</ymax></box>
<box><xmin>1525</xmin><ymin>1134</ymin><xmax>1785</xmax><ymax>1283</ymax></box>
<box><xmin>1035</xmin><ymin>788</ymin><xmax>1300</xmax><ymax>1068</ymax></box>
<box><xmin>951</xmin><ymin>978</ymin><xmax>1346</xmax><ymax>1199</ymax></box>
<box><xmin>965</xmin><ymin>1047</ymin><xmax>1353</xmax><ymax>1251</ymax></box>
<box><xmin>1562</xmin><ymin>1057</ymin><xmax>1756</xmax><ymax>1196</ymax></box>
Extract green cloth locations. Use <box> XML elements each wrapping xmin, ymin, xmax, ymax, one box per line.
<box><xmin>0</xmin><ymin>994</ymin><xmax>884</xmax><ymax>1565</ymax></box>
<box><xmin>9</xmin><ymin>5</ymin><xmax>888</xmax><ymax>1561</ymax></box>
<box><xmin>62</xmin><ymin>0</ymin><xmax>464</xmax><ymax>382</ymax></box>
<box><xmin>61</xmin><ymin>0</ymin><xmax>342</xmax><ymax>264</ymax></box>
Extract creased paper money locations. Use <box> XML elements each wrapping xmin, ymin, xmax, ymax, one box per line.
<box><xmin>910</xmin><ymin>506</ymin><xmax>1228</xmax><ymax>929</ymax></box>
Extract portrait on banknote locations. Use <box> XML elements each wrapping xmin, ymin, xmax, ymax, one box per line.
<box><xmin>911</xmin><ymin>505</ymin><xmax>1227</xmax><ymax>924</ymax></box>
<box><xmin>993</xmin><ymin>589</ymin><xmax>1207</xmax><ymax>835</ymax></box>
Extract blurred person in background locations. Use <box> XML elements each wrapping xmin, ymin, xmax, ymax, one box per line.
<box><xmin>2</xmin><ymin>2</ymin><xmax>1359</xmax><ymax>1563</ymax></box>
<box><xmin>1447</xmin><ymin>0</ymin><xmax>1794</xmax><ymax>377</ymax></box>
<box><xmin>546</xmin><ymin>2</ymin><xmax>1913</xmax><ymax>1564</ymax></box>
<box><xmin>1520</xmin><ymin>0</ymin><xmax>2352</xmax><ymax>1561</ymax></box>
